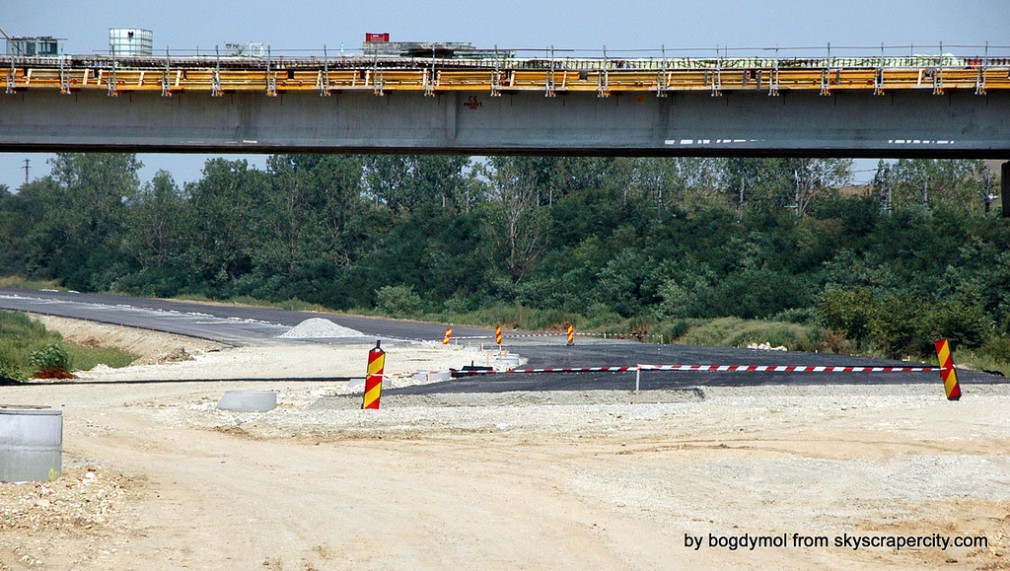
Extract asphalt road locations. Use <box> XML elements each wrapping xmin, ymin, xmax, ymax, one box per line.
<box><xmin>0</xmin><ymin>288</ymin><xmax>488</xmax><ymax>345</ymax></box>
<box><xmin>1</xmin><ymin>288</ymin><xmax>1003</xmax><ymax>392</ymax></box>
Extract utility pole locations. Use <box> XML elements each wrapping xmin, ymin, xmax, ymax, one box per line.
<box><xmin>737</xmin><ymin>178</ymin><xmax>745</xmax><ymax>219</ymax></box>
<box><xmin>23</xmin><ymin>159</ymin><xmax>29</xmax><ymax>186</ymax></box>
<box><xmin>792</xmin><ymin>168</ymin><xmax>801</xmax><ymax>217</ymax></box>
<box><xmin>985</xmin><ymin>170</ymin><xmax>994</xmax><ymax>214</ymax></box>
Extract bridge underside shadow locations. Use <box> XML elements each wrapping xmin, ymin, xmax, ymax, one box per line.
<box><xmin>1</xmin><ymin>89</ymin><xmax>1008</xmax><ymax>158</ymax></box>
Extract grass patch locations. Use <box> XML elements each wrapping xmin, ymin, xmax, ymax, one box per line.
<box><xmin>680</xmin><ymin>317</ymin><xmax>828</xmax><ymax>352</ymax></box>
<box><xmin>171</xmin><ymin>293</ymin><xmax>330</xmax><ymax>314</ymax></box>
<box><xmin>0</xmin><ymin>275</ymin><xmax>62</xmax><ymax>290</ymax></box>
<box><xmin>955</xmin><ymin>348</ymin><xmax>1010</xmax><ymax>377</ymax></box>
<box><xmin>67</xmin><ymin>345</ymin><xmax>138</xmax><ymax>371</ymax></box>
<box><xmin>0</xmin><ymin>310</ymin><xmax>138</xmax><ymax>381</ymax></box>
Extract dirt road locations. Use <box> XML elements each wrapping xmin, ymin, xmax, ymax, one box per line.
<box><xmin>1</xmin><ymin>320</ymin><xmax>1008</xmax><ymax>570</ymax></box>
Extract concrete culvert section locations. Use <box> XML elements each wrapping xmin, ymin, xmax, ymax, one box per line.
<box><xmin>217</xmin><ymin>391</ymin><xmax>278</xmax><ymax>412</ymax></box>
<box><xmin>0</xmin><ymin>406</ymin><xmax>63</xmax><ymax>482</ymax></box>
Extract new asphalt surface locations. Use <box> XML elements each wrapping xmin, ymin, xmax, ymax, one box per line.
<box><xmin>1</xmin><ymin>288</ymin><xmax>1004</xmax><ymax>392</ymax></box>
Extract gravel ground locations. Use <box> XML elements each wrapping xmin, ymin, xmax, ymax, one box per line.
<box><xmin>1</xmin><ymin>318</ymin><xmax>1008</xmax><ymax>570</ymax></box>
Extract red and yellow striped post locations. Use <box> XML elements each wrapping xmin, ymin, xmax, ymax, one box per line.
<box><xmin>495</xmin><ymin>325</ymin><xmax>503</xmax><ymax>346</ymax></box>
<box><xmin>566</xmin><ymin>323</ymin><xmax>575</xmax><ymax>346</ymax></box>
<box><xmin>362</xmin><ymin>340</ymin><xmax>386</xmax><ymax>410</ymax></box>
<box><xmin>442</xmin><ymin>327</ymin><xmax>453</xmax><ymax>345</ymax></box>
<box><xmin>934</xmin><ymin>338</ymin><xmax>962</xmax><ymax>401</ymax></box>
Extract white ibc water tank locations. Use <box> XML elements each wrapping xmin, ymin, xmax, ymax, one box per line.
<box><xmin>0</xmin><ymin>407</ymin><xmax>63</xmax><ymax>482</ymax></box>
<box><xmin>109</xmin><ymin>28</ymin><xmax>153</xmax><ymax>56</ymax></box>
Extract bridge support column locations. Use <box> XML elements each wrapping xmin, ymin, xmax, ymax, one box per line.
<box><xmin>1003</xmin><ymin>161</ymin><xmax>1010</xmax><ymax>218</ymax></box>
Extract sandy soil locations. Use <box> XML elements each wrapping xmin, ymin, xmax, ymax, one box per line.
<box><xmin>1</xmin><ymin>318</ymin><xmax>1008</xmax><ymax>570</ymax></box>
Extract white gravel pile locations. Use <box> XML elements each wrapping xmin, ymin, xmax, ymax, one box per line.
<box><xmin>277</xmin><ymin>318</ymin><xmax>366</xmax><ymax>339</ymax></box>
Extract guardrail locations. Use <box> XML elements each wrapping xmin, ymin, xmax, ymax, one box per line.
<box><xmin>5</xmin><ymin>43</ymin><xmax>1009</xmax><ymax>98</ymax></box>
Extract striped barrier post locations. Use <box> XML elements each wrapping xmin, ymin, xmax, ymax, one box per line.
<box><xmin>566</xmin><ymin>324</ymin><xmax>575</xmax><ymax>346</ymax></box>
<box><xmin>361</xmin><ymin>340</ymin><xmax>385</xmax><ymax>410</ymax></box>
<box><xmin>442</xmin><ymin>327</ymin><xmax>453</xmax><ymax>345</ymax></box>
<box><xmin>934</xmin><ymin>338</ymin><xmax>962</xmax><ymax>401</ymax></box>
<box><xmin>495</xmin><ymin>325</ymin><xmax>503</xmax><ymax>346</ymax></box>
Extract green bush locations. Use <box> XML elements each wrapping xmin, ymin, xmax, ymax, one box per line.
<box><xmin>817</xmin><ymin>287</ymin><xmax>878</xmax><ymax>346</ymax></box>
<box><xmin>867</xmin><ymin>295</ymin><xmax>930</xmax><ymax>359</ymax></box>
<box><xmin>29</xmin><ymin>343</ymin><xmax>71</xmax><ymax>372</ymax></box>
<box><xmin>978</xmin><ymin>336</ymin><xmax>1010</xmax><ymax>363</ymax></box>
<box><xmin>921</xmin><ymin>300</ymin><xmax>993</xmax><ymax>351</ymax></box>
<box><xmin>653</xmin><ymin>319</ymin><xmax>691</xmax><ymax>343</ymax></box>
<box><xmin>772</xmin><ymin>307</ymin><xmax>817</xmax><ymax>325</ymax></box>
<box><xmin>375</xmin><ymin>285</ymin><xmax>424</xmax><ymax>317</ymax></box>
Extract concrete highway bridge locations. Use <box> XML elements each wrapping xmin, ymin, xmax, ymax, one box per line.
<box><xmin>2</xmin><ymin>48</ymin><xmax>1009</xmax><ymax>199</ymax></box>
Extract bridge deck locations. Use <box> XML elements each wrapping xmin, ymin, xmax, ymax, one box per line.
<box><xmin>4</xmin><ymin>54</ymin><xmax>1010</xmax><ymax>96</ymax></box>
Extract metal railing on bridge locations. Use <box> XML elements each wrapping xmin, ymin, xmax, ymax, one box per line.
<box><xmin>4</xmin><ymin>43</ymin><xmax>1010</xmax><ymax>97</ymax></box>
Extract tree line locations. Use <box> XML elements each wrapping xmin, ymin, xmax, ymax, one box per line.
<box><xmin>0</xmin><ymin>153</ymin><xmax>1006</xmax><ymax>362</ymax></box>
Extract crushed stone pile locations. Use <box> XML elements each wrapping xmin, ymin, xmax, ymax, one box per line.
<box><xmin>277</xmin><ymin>318</ymin><xmax>366</xmax><ymax>339</ymax></box>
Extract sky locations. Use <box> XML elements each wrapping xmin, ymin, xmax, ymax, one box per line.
<box><xmin>1</xmin><ymin>0</ymin><xmax>1008</xmax><ymax>191</ymax></box>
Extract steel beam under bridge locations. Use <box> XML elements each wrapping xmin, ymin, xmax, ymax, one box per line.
<box><xmin>1</xmin><ymin>89</ymin><xmax>1009</xmax><ymax>158</ymax></box>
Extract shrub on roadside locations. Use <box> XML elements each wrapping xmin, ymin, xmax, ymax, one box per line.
<box><xmin>29</xmin><ymin>343</ymin><xmax>71</xmax><ymax>372</ymax></box>
<box><xmin>375</xmin><ymin>285</ymin><xmax>424</xmax><ymax>317</ymax></box>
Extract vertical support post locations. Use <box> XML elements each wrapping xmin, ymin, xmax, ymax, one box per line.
<box><xmin>635</xmin><ymin>365</ymin><xmax>641</xmax><ymax>394</ymax></box>
<box><xmin>769</xmin><ymin>46</ymin><xmax>780</xmax><ymax>96</ymax></box>
<box><xmin>597</xmin><ymin>45</ymin><xmax>609</xmax><ymax>98</ymax></box>
<box><xmin>976</xmin><ymin>41</ymin><xmax>989</xmax><ymax>95</ymax></box>
<box><xmin>934</xmin><ymin>41</ymin><xmax>944</xmax><ymax>95</ymax></box>
<box><xmin>656</xmin><ymin>44</ymin><xmax>668</xmax><ymax>97</ymax></box>
<box><xmin>362</xmin><ymin>340</ymin><xmax>385</xmax><ymax>410</ymax></box>
<box><xmin>712</xmin><ymin>46</ymin><xmax>722</xmax><ymax>97</ymax></box>
<box><xmin>874</xmin><ymin>43</ymin><xmax>884</xmax><ymax>96</ymax></box>
<box><xmin>107</xmin><ymin>55</ymin><xmax>118</xmax><ymax>97</ymax></box>
<box><xmin>59</xmin><ymin>50</ymin><xmax>69</xmax><ymax>94</ymax></box>
<box><xmin>320</xmin><ymin>44</ymin><xmax>331</xmax><ymax>96</ymax></box>
<box><xmin>161</xmin><ymin>46</ymin><xmax>172</xmax><ymax>97</ymax></box>
<box><xmin>5</xmin><ymin>57</ymin><xmax>15</xmax><ymax>94</ymax></box>
<box><xmin>266</xmin><ymin>45</ymin><xmax>277</xmax><ymax>97</ymax></box>
<box><xmin>212</xmin><ymin>45</ymin><xmax>222</xmax><ymax>97</ymax></box>
<box><xmin>491</xmin><ymin>44</ymin><xmax>502</xmax><ymax>97</ymax></box>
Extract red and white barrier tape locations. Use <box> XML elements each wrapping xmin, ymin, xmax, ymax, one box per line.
<box><xmin>452</xmin><ymin>332</ymin><xmax>568</xmax><ymax>340</ymax></box>
<box><xmin>510</xmin><ymin>366</ymin><xmax>637</xmax><ymax>373</ymax></box>
<box><xmin>639</xmin><ymin>364</ymin><xmax>939</xmax><ymax>373</ymax></box>
<box><xmin>451</xmin><ymin>363</ymin><xmax>938</xmax><ymax>376</ymax></box>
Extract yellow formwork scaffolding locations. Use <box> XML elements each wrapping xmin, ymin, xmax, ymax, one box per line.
<box><xmin>4</xmin><ymin>56</ymin><xmax>1009</xmax><ymax>96</ymax></box>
